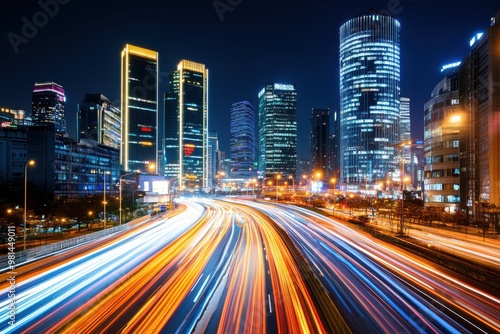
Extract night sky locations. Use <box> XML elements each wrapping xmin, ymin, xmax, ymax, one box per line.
<box><xmin>1</xmin><ymin>0</ymin><xmax>498</xmax><ymax>156</ymax></box>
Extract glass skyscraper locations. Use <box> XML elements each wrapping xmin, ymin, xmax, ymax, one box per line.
<box><xmin>77</xmin><ymin>94</ymin><xmax>121</xmax><ymax>150</ymax></box>
<box><xmin>164</xmin><ymin>60</ymin><xmax>208</xmax><ymax>191</ymax></box>
<box><xmin>31</xmin><ymin>82</ymin><xmax>66</xmax><ymax>133</ymax></box>
<box><xmin>400</xmin><ymin>97</ymin><xmax>411</xmax><ymax>142</ymax></box>
<box><xmin>339</xmin><ymin>11</ymin><xmax>401</xmax><ymax>187</ymax></box>
<box><xmin>230</xmin><ymin>101</ymin><xmax>255</xmax><ymax>179</ymax></box>
<box><xmin>258</xmin><ymin>83</ymin><xmax>297</xmax><ymax>179</ymax></box>
<box><xmin>120</xmin><ymin>44</ymin><xmax>158</xmax><ymax>173</ymax></box>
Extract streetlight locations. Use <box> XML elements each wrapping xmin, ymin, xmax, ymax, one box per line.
<box><xmin>330</xmin><ymin>178</ymin><xmax>336</xmax><ymax>192</ymax></box>
<box><xmin>103</xmin><ymin>170</ymin><xmax>110</xmax><ymax>229</ymax></box>
<box><xmin>276</xmin><ymin>174</ymin><xmax>281</xmax><ymax>201</ymax></box>
<box><xmin>315</xmin><ymin>172</ymin><xmax>321</xmax><ymax>194</ymax></box>
<box><xmin>148</xmin><ymin>163</ymin><xmax>156</xmax><ymax>174</ymax></box>
<box><xmin>120</xmin><ymin>172</ymin><xmax>136</xmax><ymax>225</ymax></box>
<box><xmin>24</xmin><ymin>159</ymin><xmax>35</xmax><ymax>250</ymax></box>
<box><xmin>288</xmin><ymin>175</ymin><xmax>295</xmax><ymax>191</ymax></box>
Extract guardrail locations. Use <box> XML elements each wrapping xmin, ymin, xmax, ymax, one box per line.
<box><xmin>0</xmin><ymin>215</ymin><xmax>151</xmax><ymax>272</ymax></box>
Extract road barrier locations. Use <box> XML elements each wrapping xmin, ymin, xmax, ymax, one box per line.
<box><xmin>0</xmin><ymin>217</ymin><xmax>148</xmax><ymax>273</ymax></box>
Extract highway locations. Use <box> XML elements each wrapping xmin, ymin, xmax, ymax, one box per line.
<box><xmin>1</xmin><ymin>197</ymin><xmax>498</xmax><ymax>333</ymax></box>
<box><xmin>362</xmin><ymin>213</ymin><xmax>500</xmax><ymax>269</ymax></box>
<box><xmin>241</xmin><ymin>200</ymin><xmax>500</xmax><ymax>333</ymax></box>
<box><xmin>1</xmin><ymin>199</ymin><xmax>341</xmax><ymax>333</ymax></box>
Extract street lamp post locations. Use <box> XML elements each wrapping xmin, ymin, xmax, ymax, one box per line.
<box><xmin>315</xmin><ymin>172</ymin><xmax>321</xmax><ymax>194</ymax></box>
<box><xmin>24</xmin><ymin>160</ymin><xmax>35</xmax><ymax>250</ymax></box>
<box><xmin>276</xmin><ymin>174</ymin><xmax>281</xmax><ymax>201</ymax></box>
<box><xmin>400</xmin><ymin>157</ymin><xmax>405</xmax><ymax>235</ymax></box>
<box><xmin>288</xmin><ymin>175</ymin><xmax>295</xmax><ymax>191</ymax></box>
<box><xmin>103</xmin><ymin>171</ymin><xmax>107</xmax><ymax>229</ymax></box>
<box><xmin>119</xmin><ymin>172</ymin><xmax>136</xmax><ymax>225</ymax></box>
<box><xmin>330</xmin><ymin>178</ymin><xmax>336</xmax><ymax>192</ymax></box>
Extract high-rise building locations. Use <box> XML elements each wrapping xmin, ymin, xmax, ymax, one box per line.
<box><xmin>329</xmin><ymin>110</ymin><xmax>340</xmax><ymax>182</ymax></box>
<box><xmin>258</xmin><ymin>83</ymin><xmax>297</xmax><ymax>180</ymax></box>
<box><xmin>458</xmin><ymin>11</ymin><xmax>500</xmax><ymax>222</ymax></box>
<box><xmin>339</xmin><ymin>10</ymin><xmax>401</xmax><ymax>188</ymax></box>
<box><xmin>230</xmin><ymin>101</ymin><xmax>255</xmax><ymax>179</ymax></box>
<box><xmin>310</xmin><ymin>108</ymin><xmax>330</xmax><ymax>182</ymax></box>
<box><xmin>31</xmin><ymin>82</ymin><xmax>66</xmax><ymax>133</ymax></box>
<box><xmin>120</xmin><ymin>44</ymin><xmax>158</xmax><ymax>173</ymax></box>
<box><xmin>164</xmin><ymin>60</ymin><xmax>208</xmax><ymax>191</ymax></box>
<box><xmin>400</xmin><ymin>97</ymin><xmax>411</xmax><ymax>142</ymax></box>
<box><xmin>400</xmin><ymin>97</ymin><xmax>412</xmax><ymax>183</ymax></box>
<box><xmin>207</xmin><ymin>131</ymin><xmax>219</xmax><ymax>190</ymax></box>
<box><xmin>77</xmin><ymin>94</ymin><xmax>121</xmax><ymax>150</ymax></box>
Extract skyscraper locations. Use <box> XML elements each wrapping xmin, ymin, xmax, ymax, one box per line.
<box><xmin>230</xmin><ymin>101</ymin><xmax>255</xmax><ymax>179</ymax></box>
<box><xmin>120</xmin><ymin>44</ymin><xmax>158</xmax><ymax>173</ymax></box>
<box><xmin>164</xmin><ymin>60</ymin><xmax>208</xmax><ymax>190</ymax></box>
<box><xmin>310</xmin><ymin>108</ymin><xmax>330</xmax><ymax>182</ymax></box>
<box><xmin>400</xmin><ymin>97</ymin><xmax>411</xmax><ymax>142</ymax></box>
<box><xmin>458</xmin><ymin>11</ymin><xmax>500</xmax><ymax>221</ymax></box>
<box><xmin>258</xmin><ymin>83</ymin><xmax>297</xmax><ymax>179</ymax></box>
<box><xmin>400</xmin><ymin>97</ymin><xmax>412</xmax><ymax>182</ymax></box>
<box><xmin>207</xmin><ymin>131</ymin><xmax>219</xmax><ymax>190</ymax></box>
<box><xmin>77</xmin><ymin>94</ymin><xmax>121</xmax><ymax>150</ymax></box>
<box><xmin>339</xmin><ymin>10</ymin><xmax>401</xmax><ymax>187</ymax></box>
<box><xmin>31</xmin><ymin>82</ymin><xmax>66</xmax><ymax>133</ymax></box>
<box><xmin>330</xmin><ymin>110</ymin><xmax>340</xmax><ymax>182</ymax></box>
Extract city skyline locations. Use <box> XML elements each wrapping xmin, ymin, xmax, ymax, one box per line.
<box><xmin>1</xmin><ymin>0</ymin><xmax>498</xmax><ymax>155</ymax></box>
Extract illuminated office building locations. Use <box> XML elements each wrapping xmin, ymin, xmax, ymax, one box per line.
<box><xmin>423</xmin><ymin>65</ymin><xmax>461</xmax><ymax>212</ymax></box>
<box><xmin>31</xmin><ymin>82</ymin><xmax>66</xmax><ymax>133</ymax></box>
<box><xmin>258</xmin><ymin>83</ymin><xmax>297</xmax><ymax>179</ymax></box>
<box><xmin>120</xmin><ymin>44</ymin><xmax>158</xmax><ymax>173</ymax></box>
<box><xmin>339</xmin><ymin>11</ymin><xmax>401</xmax><ymax>187</ymax></box>
<box><xmin>27</xmin><ymin>124</ymin><xmax>120</xmax><ymax>203</ymax></box>
<box><xmin>230</xmin><ymin>101</ymin><xmax>255</xmax><ymax>179</ymax></box>
<box><xmin>164</xmin><ymin>60</ymin><xmax>208</xmax><ymax>190</ymax></box>
<box><xmin>77</xmin><ymin>94</ymin><xmax>121</xmax><ymax>150</ymax></box>
<box><xmin>207</xmin><ymin>131</ymin><xmax>218</xmax><ymax>190</ymax></box>
<box><xmin>458</xmin><ymin>11</ymin><xmax>500</xmax><ymax>221</ymax></box>
<box><xmin>0</xmin><ymin>107</ymin><xmax>26</xmax><ymax>126</ymax></box>
<box><xmin>400</xmin><ymin>97</ymin><xmax>411</xmax><ymax>142</ymax></box>
<box><xmin>310</xmin><ymin>108</ymin><xmax>330</xmax><ymax>181</ymax></box>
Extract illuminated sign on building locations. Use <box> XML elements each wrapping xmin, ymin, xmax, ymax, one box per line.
<box><xmin>441</xmin><ymin>61</ymin><xmax>461</xmax><ymax>72</ymax></box>
<box><xmin>274</xmin><ymin>83</ymin><xmax>295</xmax><ymax>91</ymax></box>
<box><xmin>469</xmin><ymin>32</ymin><xmax>483</xmax><ymax>47</ymax></box>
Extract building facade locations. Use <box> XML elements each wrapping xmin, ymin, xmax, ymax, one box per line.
<box><xmin>310</xmin><ymin>108</ymin><xmax>330</xmax><ymax>182</ymax></box>
<box><xmin>31</xmin><ymin>82</ymin><xmax>66</xmax><ymax>133</ymax></box>
<box><xmin>329</xmin><ymin>110</ymin><xmax>340</xmax><ymax>183</ymax></box>
<box><xmin>230</xmin><ymin>101</ymin><xmax>255</xmax><ymax>179</ymax></box>
<box><xmin>27</xmin><ymin>125</ymin><xmax>120</xmax><ymax>203</ymax></box>
<box><xmin>339</xmin><ymin>11</ymin><xmax>401</xmax><ymax>188</ymax></box>
<box><xmin>423</xmin><ymin>65</ymin><xmax>461</xmax><ymax>211</ymax></box>
<box><xmin>1</xmin><ymin>107</ymin><xmax>26</xmax><ymax>127</ymax></box>
<box><xmin>164</xmin><ymin>60</ymin><xmax>209</xmax><ymax>191</ymax></box>
<box><xmin>0</xmin><ymin>126</ymin><xmax>28</xmax><ymax>184</ymax></box>
<box><xmin>258</xmin><ymin>83</ymin><xmax>297</xmax><ymax>180</ymax></box>
<box><xmin>120</xmin><ymin>44</ymin><xmax>158</xmax><ymax>173</ymax></box>
<box><xmin>77</xmin><ymin>94</ymin><xmax>121</xmax><ymax>150</ymax></box>
<box><xmin>207</xmin><ymin>131</ymin><xmax>218</xmax><ymax>191</ymax></box>
<box><xmin>458</xmin><ymin>12</ymin><xmax>500</xmax><ymax>221</ymax></box>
